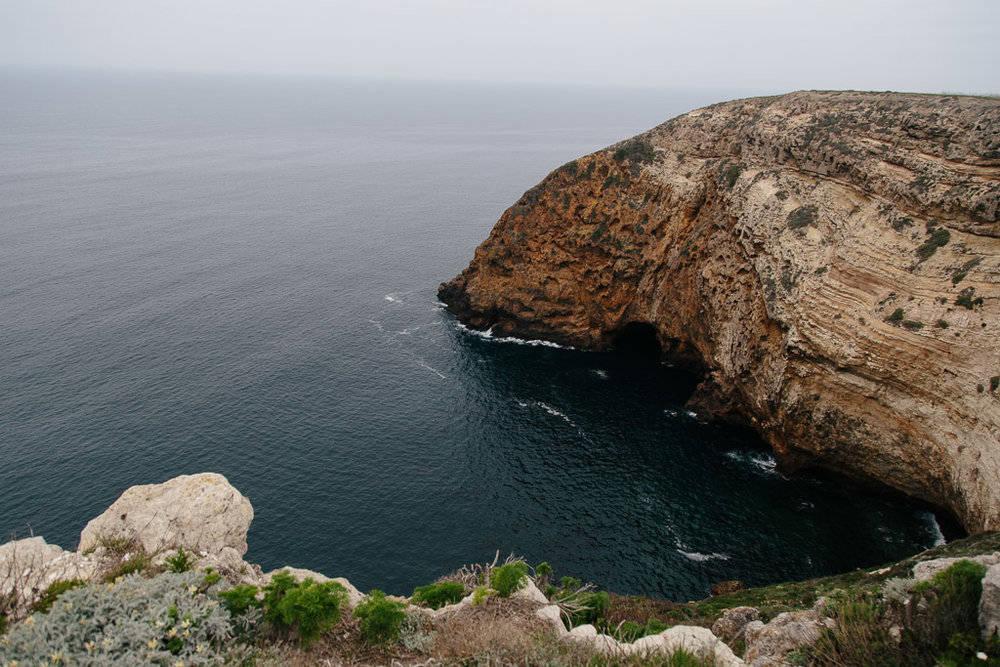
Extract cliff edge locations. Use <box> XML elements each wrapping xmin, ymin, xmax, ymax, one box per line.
<box><xmin>439</xmin><ymin>91</ymin><xmax>1000</xmax><ymax>533</ymax></box>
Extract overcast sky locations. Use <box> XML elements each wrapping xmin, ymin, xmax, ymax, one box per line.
<box><xmin>2</xmin><ymin>0</ymin><xmax>997</xmax><ymax>95</ymax></box>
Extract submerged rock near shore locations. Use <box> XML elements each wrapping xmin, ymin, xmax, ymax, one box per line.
<box><xmin>440</xmin><ymin>91</ymin><xmax>1000</xmax><ymax>533</ymax></box>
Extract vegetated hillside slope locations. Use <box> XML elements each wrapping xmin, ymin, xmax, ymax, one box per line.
<box><xmin>440</xmin><ymin>91</ymin><xmax>1000</xmax><ymax>532</ymax></box>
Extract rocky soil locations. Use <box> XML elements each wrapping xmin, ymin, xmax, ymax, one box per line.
<box><xmin>440</xmin><ymin>91</ymin><xmax>1000</xmax><ymax>533</ymax></box>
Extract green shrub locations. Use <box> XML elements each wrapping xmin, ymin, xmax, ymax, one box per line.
<box><xmin>787</xmin><ymin>205</ymin><xmax>818</xmax><ymax>230</ymax></box>
<box><xmin>902</xmin><ymin>319</ymin><xmax>925</xmax><ymax>330</ymax></box>
<box><xmin>0</xmin><ymin>572</ymin><xmax>236</xmax><ymax>664</ymax></box>
<box><xmin>808</xmin><ymin>560</ymin><xmax>990</xmax><ymax>666</ymax></box>
<box><xmin>30</xmin><ymin>579</ymin><xmax>85</xmax><ymax>614</ymax></box>
<box><xmin>93</xmin><ymin>534</ymin><xmax>154</xmax><ymax>582</ymax></box>
<box><xmin>471</xmin><ymin>586</ymin><xmax>490</xmax><ymax>605</ymax></box>
<box><xmin>575</xmin><ymin>590</ymin><xmax>610</xmax><ymax>626</ymax></box>
<box><xmin>955</xmin><ymin>293</ymin><xmax>983</xmax><ymax>310</ymax></box>
<box><xmin>612</xmin><ymin>139</ymin><xmax>656</xmax><ymax>164</ymax></box>
<box><xmin>914</xmin><ymin>559</ymin><xmax>988</xmax><ymax>638</ymax></box>
<box><xmin>164</xmin><ymin>547</ymin><xmax>196</xmax><ymax>573</ymax></box>
<box><xmin>721</xmin><ymin>162</ymin><xmax>743</xmax><ymax>189</ymax></box>
<box><xmin>807</xmin><ymin>596</ymin><xmax>899</xmax><ymax>666</ymax></box>
<box><xmin>534</xmin><ymin>561</ymin><xmax>554</xmax><ymax>589</ymax></box>
<box><xmin>887</xmin><ymin>308</ymin><xmax>905</xmax><ymax>323</ymax></box>
<box><xmin>490</xmin><ymin>562</ymin><xmax>528</xmax><ymax>597</ymax></box>
<box><xmin>262</xmin><ymin>571</ymin><xmax>347</xmax><ymax>648</ymax></box>
<box><xmin>991</xmin><ymin>376</ymin><xmax>1000</xmax><ymax>392</ymax></box>
<box><xmin>411</xmin><ymin>581</ymin><xmax>465</xmax><ymax>610</ymax></box>
<box><xmin>917</xmin><ymin>227</ymin><xmax>951</xmax><ymax>261</ymax></box>
<box><xmin>219</xmin><ymin>584</ymin><xmax>261</xmax><ymax>617</ymax></box>
<box><xmin>354</xmin><ymin>589</ymin><xmax>407</xmax><ymax>644</ymax></box>
<box><xmin>936</xmin><ymin>319</ymin><xmax>949</xmax><ymax>329</ymax></box>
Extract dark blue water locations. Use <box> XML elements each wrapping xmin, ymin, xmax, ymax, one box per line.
<box><xmin>0</xmin><ymin>68</ymin><xmax>943</xmax><ymax>600</ymax></box>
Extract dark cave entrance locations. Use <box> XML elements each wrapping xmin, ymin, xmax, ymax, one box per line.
<box><xmin>611</xmin><ymin>322</ymin><xmax>662</xmax><ymax>361</ymax></box>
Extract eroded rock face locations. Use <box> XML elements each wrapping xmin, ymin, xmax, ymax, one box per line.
<box><xmin>440</xmin><ymin>91</ymin><xmax>1000</xmax><ymax>532</ymax></box>
<box><xmin>78</xmin><ymin>472</ymin><xmax>253</xmax><ymax>557</ymax></box>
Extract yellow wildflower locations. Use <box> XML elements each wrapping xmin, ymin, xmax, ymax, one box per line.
<box><xmin>195</xmin><ymin>644</ymin><xmax>205</xmax><ymax>653</ymax></box>
<box><xmin>147</xmin><ymin>637</ymin><xmax>158</xmax><ymax>649</ymax></box>
<box><xmin>183</xmin><ymin>629</ymin><xmax>190</xmax><ymax>638</ymax></box>
<box><xmin>181</xmin><ymin>619</ymin><xmax>191</xmax><ymax>628</ymax></box>
<box><xmin>84</xmin><ymin>641</ymin><xmax>96</xmax><ymax>652</ymax></box>
<box><xmin>168</xmin><ymin>627</ymin><xmax>177</xmax><ymax>637</ymax></box>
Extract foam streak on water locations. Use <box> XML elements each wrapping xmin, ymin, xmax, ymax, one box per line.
<box><xmin>0</xmin><ymin>69</ymin><xmax>943</xmax><ymax>601</ymax></box>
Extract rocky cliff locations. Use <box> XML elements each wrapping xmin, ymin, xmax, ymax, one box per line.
<box><xmin>439</xmin><ymin>91</ymin><xmax>1000</xmax><ymax>533</ymax></box>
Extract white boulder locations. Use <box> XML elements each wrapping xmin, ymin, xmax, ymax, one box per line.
<box><xmin>78</xmin><ymin>473</ymin><xmax>253</xmax><ymax>557</ymax></box>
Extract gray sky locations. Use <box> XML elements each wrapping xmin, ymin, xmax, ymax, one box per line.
<box><xmin>2</xmin><ymin>0</ymin><xmax>997</xmax><ymax>94</ymax></box>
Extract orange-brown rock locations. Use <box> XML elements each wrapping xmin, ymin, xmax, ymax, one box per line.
<box><xmin>439</xmin><ymin>91</ymin><xmax>1000</xmax><ymax>532</ymax></box>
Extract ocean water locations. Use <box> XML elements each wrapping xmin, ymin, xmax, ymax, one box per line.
<box><xmin>0</xmin><ymin>68</ymin><xmax>944</xmax><ymax>600</ymax></box>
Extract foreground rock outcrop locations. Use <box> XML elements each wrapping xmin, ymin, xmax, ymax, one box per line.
<box><xmin>440</xmin><ymin>91</ymin><xmax>1000</xmax><ymax>532</ymax></box>
<box><xmin>79</xmin><ymin>472</ymin><xmax>254</xmax><ymax>557</ymax></box>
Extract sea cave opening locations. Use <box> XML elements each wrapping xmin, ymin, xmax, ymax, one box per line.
<box><xmin>610</xmin><ymin>321</ymin><xmax>662</xmax><ymax>361</ymax></box>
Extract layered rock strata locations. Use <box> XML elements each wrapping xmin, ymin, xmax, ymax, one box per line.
<box><xmin>439</xmin><ymin>91</ymin><xmax>1000</xmax><ymax>532</ymax></box>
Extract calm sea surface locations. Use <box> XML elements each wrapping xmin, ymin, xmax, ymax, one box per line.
<box><xmin>0</xmin><ymin>69</ymin><xmax>944</xmax><ymax>600</ymax></box>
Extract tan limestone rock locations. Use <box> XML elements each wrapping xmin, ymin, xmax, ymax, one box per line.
<box><xmin>440</xmin><ymin>91</ymin><xmax>1000</xmax><ymax>533</ymax></box>
<box><xmin>78</xmin><ymin>472</ymin><xmax>253</xmax><ymax>557</ymax></box>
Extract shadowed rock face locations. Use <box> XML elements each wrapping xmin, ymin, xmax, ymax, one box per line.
<box><xmin>439</xmin><ymin>91</ymin><xmax>1000</xmax><ymax>533</ymax></box>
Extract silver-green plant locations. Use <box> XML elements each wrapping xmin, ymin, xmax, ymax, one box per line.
<box><xmin>0</xmin><ymin>571</ymin><xmax>239</xmax><ymax>665</ymax></box>
<box><xmin>398</xmin><ymin>609</ymin><xmax>435</xmax><ymax>653</ymax></box>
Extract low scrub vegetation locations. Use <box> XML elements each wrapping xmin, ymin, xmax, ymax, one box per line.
<box><xmin>5</xmin><ymin>533</ymin><xmax>1000</xmax><ymax>665</ymax></box>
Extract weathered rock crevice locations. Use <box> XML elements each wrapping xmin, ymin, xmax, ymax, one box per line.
<box><xmin>439</xmin><ymin>90</ymin><xmax>1000</xmax><ymax>533</ymax></box>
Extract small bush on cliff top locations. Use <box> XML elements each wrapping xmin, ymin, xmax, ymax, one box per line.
<box><xmin>613</xmin><ymin>139</ymin><xmax>656</xmax><ymax>164</ymax></box>
<box><xmin>490</xmin><ymin>561</ymin><xmax>528</xmax><ymax>597</ymax></box>
<box><xmin>262</xmin><ymin>570</ymin><xmax>347</xmax><ymax>647</ymax></box>
<box><xmin>354</xmin><ymin>589</ymin><xmax>407</xmax><ymax>644</ymax></box>
<box><xmin>164</xmin><ymin>547</ymin><xmax>196</xmax><ymax>573</ymax></box>
<box><xmin>412</xmin><ymin>581</ymin><xmax>465</xmax><ymax>610</ymax></box>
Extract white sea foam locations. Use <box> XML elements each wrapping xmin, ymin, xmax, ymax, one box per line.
<box><xmin>515</xmin><ymin>399</ymin><xmax>577</xmax><ymax>426</ymax></box>
<box><xmin>674</xmin><ymin>542</ymin><xmax>730</xmax><ymax>562</ymax></box>
<box><xmin>417</xmin><ymin>360</ymin><xmax>445</xmax><ymax>379</ymax></box>
<box><xmin>592</xmin><ymin>369</ymin><xmax>608</xmax><ymax>379</ymax></box>
<box><xmin>677</xmin><ymin>550</ymin><xmax>730</xmax><ymax>562</ymax></box>
<box><xmin>663</xmin><ymin>408</ymin><xmax>699</xmax><ymax>420</ymax></box>
<box><xmin>927</xmin><ymin>513</ymin><xmax>947</xmax><ymax>546</ymax></box>
<box><xmin>454</xmin><ymin>321</ymin><xmax>572</xmax><ymax>348</ymax></box>
<box><xmin>725</xmin><ymin>450</ymin><xmax>779</xmax><ymax>475</ymax></box>
<box><xmin>537</xmin><ymin>402</ymin><xmax>574</xmax><ymax>424</ymax></box>
<box><xmin>384</xmin><ymin>294</ymin><xmax>401</xmax><ymax>303</ymax></box>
